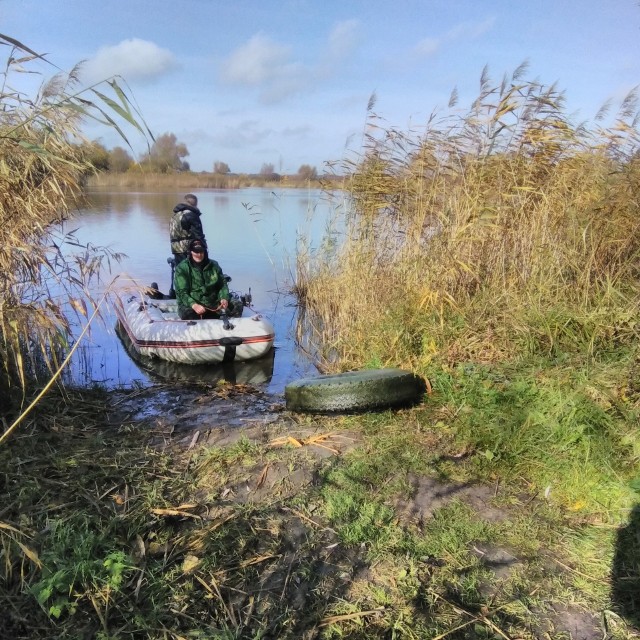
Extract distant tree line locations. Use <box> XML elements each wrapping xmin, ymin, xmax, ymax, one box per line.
<box><xmin>79</xmin><ymin>133</ymin><xmax>188</xmax><ymax>174</ymax></box>
<box><xmin>79</xmin><ymin>133</ymin><xmax>322</xmax><ymax>180</ymax></box>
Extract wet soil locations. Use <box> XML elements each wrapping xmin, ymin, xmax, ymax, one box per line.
<box><xmin>109</xmin><ymin>381</ymin><xmax>288</xmax><ymax>445</ymax></box>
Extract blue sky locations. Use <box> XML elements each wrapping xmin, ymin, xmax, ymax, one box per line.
<box><xmin>2</xmin><ymin>0</ymin><xmax>639</xmax><ymax>173</ymax></box>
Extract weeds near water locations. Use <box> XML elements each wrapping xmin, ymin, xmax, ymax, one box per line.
<box><xmin>0</xmin><ymin>35</ymin><xmax>149</xmax><ymax>411</ymax></box>
<box><xmin>292</xmin><ymin>65</ymin><xmax>640</xmax><ymax>635</ymax></box>
<box><xmin>298</xmin><ymin>66</ymin><xmax>639</xmax><ymax>372</ymax></box>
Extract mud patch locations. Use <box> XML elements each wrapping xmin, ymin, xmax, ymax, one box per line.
<box><xmin>194</xmin><ymin>428</ymin><xmax>362</xmax><ymax>510</ymax></box>
<box><xmin>471</xmin><ymin>542</ymin><xmax>525</xmax><ymax>599</ymax></box>
<box><xmin>534</xmin><ymin>604</ymin><xmax>603</xmax><ymax>640</ymax></box>
<box><xmin>389</xmin><ymin>472</ymin><xmax>508</xmax><ymax>525</ymax></box>
<box><xmin>109</xmin><ymin>382</ymin><xmax>288</xmax><ymax>444</ymax></box>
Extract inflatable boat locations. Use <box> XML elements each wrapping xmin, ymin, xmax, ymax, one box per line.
<box><xmin>112</xmin><ymin>283</ymin><xmax>275</xmax><ymax>365</ymax></box>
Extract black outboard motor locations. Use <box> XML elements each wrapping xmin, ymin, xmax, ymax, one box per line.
<box><xmin>167</xmin><ymin>257</ymin><xmax>176</xmax><ymax>298</ymax></box>
<box><xmin>148</xmin><ymin>282</ymin><xmax>164</xmax><ymax>300</ymax></box>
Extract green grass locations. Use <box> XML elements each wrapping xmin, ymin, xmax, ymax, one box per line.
<box><xmin>292</xmin><ymin>70</ymin><xmax>639</xmax><ymax>637</ymax></box>
<box><xmin>431</xmin><ymin>353</ymin><xmax>638</xmax><ymax>516</ymax></box>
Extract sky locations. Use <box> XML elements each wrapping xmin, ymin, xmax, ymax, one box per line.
<box><xmin>2</xmin><ymin>0</ymin><xmax>639</xmax><ymax>174</ymax></box>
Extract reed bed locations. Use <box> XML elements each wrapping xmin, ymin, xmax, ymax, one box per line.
<box><xmin>298</xmin><ymin>68</ymin><xmax>640</xmax><ymax>370</ymax></box>
<box><xmin>0</xmin><ymin>75</ymin><xmax>88</xmax><ymax>407</ymax></box>
<box><xmin>86</xmin><ymin>171</ymin><xmax>331</xmax><ymax>191</ymax></box>
<box><xmin>0</xmin><ymin>39</ymin><xmax>144</xmax><ymax>412</ymax></box>
<box><xmin>87</xmin><ymin>171</ymin><xmax>245</xmax><ymax>190</ymax></box>
<box><xmin>297</xmin><ymin>67</ymin><xmax>640</xmax><ymax>514</ymax></box>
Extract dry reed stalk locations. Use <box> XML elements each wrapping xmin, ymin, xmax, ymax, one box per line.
<box><xmin>296</xmin><ymin>67</ymin><xmax>640</xmax><ymax>371</ymax></box>
<box><xmin>0</xmin><ymin>37</ymin><xmax>150</xmax><ymax>409</ymax></box>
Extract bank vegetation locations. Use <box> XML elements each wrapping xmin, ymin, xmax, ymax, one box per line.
<box><xmin>0</xmin><ymin>39</ymin><xmax>148</xmax><ymax>411</ymax></box>
<box><xmin>297</xmin><ymin>65</ymin><xmax>639</xmax><ymax>517</ymax></box>
<box><xmin>85</xmin><ymin>169</ymin><xmax>339</xmax><ymax>191</ymax></box>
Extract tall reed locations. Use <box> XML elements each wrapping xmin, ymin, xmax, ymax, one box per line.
<box><xmin>297</xmin><ymin>66</ymin><xmax>640</xmax><ymax>371</ymax></box>
<box><xmin>0</xmin><ymin>37</ymin><xmax>148</xmax><ymax>411</ymax></box>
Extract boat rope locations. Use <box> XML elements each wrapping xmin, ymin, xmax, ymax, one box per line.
<box><xmin>200</xmin><ymin>302</ymin><xmax>226</xmax><ymax>315</ymax></box>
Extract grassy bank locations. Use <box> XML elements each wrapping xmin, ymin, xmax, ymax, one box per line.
<box><xmin>1</xmin><ymin>386</ymin><xmax>638</xmax><ymax>638</ymax></box>
<box><xmin>296</xmin><ymin>70</ymin><xmax>639</xmax><ymax>514</ymax></box>
<box><xmin>291</xmin><ymin>69</ymin><xmax>640</xmax><ymax>632</ymax></box>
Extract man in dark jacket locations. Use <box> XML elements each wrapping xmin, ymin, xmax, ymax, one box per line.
<box><xmin>170</xmin><ymin>194</ymin><xmax>206</xmax><ymax>265</ymax></box>
<box><xmin>174</xmin><ymin>239</ymin><xmax>229</xmax><ymax>320</ymax></box>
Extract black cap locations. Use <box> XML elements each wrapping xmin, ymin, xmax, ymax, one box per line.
<box><xmin>189</xmin><ymin>240</ymin><xmax>205</xmax><ymax>253</ymax></box>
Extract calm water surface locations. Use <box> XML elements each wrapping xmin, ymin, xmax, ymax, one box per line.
<box><xmin>64</xmin><ymin>187</ymin><xmax>343</xmax><ymax>394</ymax></box>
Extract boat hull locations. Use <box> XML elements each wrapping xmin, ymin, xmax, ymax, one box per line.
<box><xmin>113</xmin><ymin>290</ymin><xmax>275</xmax><ymax>365</ymax></box>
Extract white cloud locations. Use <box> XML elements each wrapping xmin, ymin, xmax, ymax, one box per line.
<box><xmin>412</xmin><ymin>17</ymin><xmax>495</xmax><ymax>59</ymax></box>
<box><xmin>220</xmin><ymin>22</ymin><xmax>361</xmax><ymax>104</ymax></box>
<box><xmin>327</xmin><ymin>20</ymin><xmax>359</xmax><ymax>61</ymax></box>
<box><xmin>317</xmin><ymin>19</ymin><xmax>360</xmax><ymax>79</ymax></box>
<box><xmin>221</xmin><ymin>33</ymin><xmax>299</xmax><ymax>85</ymax></box>
<box><xmin>445</xmin><ymin>18</ymin><xmax>495</xmax><ymax>41</ymax></box>
<box><xmin>220</xmin><ymin>33</ymin><xmax>307</xmax><ymax>104</ymax></box>
<box><xmin>81</xmin><ymin>39</ymin><xmax>177</xmax><ymax>85</ymax></box>
<box><xmin>414</xmin><ymin>37</ymin><xmax>440</xmax><ymax>57</ymax></box>
<box><xmin>282</xmin><ymin>125</ymin><xmax>312</xmax><ymax>138</ymax></box>
<box><xmin>213</xmin><ymin>120</ymin><xmax>274</xmax><ymax>148</ymax></box>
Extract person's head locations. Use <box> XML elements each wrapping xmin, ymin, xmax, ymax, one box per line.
<box><xmin>189</xmin><ymin>239</ymin><xmax>207</xmax><ymax>263</ymax></box>
<box><xmin>184</xmin><ymin>193</ymin><xmax>198</xmax><ymax>207</ymax></box>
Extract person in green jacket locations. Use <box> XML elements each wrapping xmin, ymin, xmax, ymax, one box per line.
<box><xmin>174</xmin><ymin>239</ymin><xmax>229</xmax><ymax>320</ymax></box>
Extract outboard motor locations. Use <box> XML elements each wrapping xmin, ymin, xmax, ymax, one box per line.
<box><xmin>148</xmin><ymin>282</ymin><xmax>164</xmax><ymax>300</ymax></box>
<box><xmin>167</xmin><ymin>257</ymin><xmax>176</xmax><ymax>298</ymax></box>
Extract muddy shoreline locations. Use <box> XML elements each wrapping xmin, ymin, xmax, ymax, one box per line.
<box><xmin>0</xmin><ymin>382</ymin><xmax>620</xmax><ymax>638</ymax></box>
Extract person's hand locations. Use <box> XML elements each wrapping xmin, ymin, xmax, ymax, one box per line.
<box><xmin>192</xmin><ymin>303</ymin><xmax>206</xmax><ymax>315</ymax></box>
<box><xmin>219</xmin><ymin>299</ymin><xmax>229</xmax><ymax>310</ymax></box>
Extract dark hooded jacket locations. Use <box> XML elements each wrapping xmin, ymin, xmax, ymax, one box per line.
<box><xmin>174</xmin><ymin>241</ymin><xmax>229</xmax><ymax>315</ymax></box>
<box><xmin>170</xmin><ymin>203</ymin><xmax>206</xmax><ymax>255</ymax></box>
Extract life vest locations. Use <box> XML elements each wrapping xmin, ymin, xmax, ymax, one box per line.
<box><xmin>170</xmin><ymin>205</ymin><xmax>206</xmax><ymax>254</ymax></box>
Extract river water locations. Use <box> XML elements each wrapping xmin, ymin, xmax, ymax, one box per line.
<box><xmin>62</xmin><ymin>186</ymin><xmax>343</xmax><ymax>394</ymax></box>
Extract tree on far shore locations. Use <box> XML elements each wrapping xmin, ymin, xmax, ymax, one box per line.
<box><xmin>213</xmin><ymin>161</ymin><xmax>230</xmax><ymax>174</ymax></box>
<box><xmin>79</xmin><ymin>140</ymin><xmax>110</xmax><ymax>172</ymax></box>
<box><xmin>140</xmin><ymin>133</ymin><xmax>190</xmax><ymax>173</ymax></box>
<box><xmin>109</xmin><ymin>146</ymin><xmax>134</xmax><ymax>172</ymax></box>
<box><xmin>297</xmin><ymin>164</ymin><xmax>318</xmax><ymax>180</ymax></box>
<box><xmin>259</xmin><ymin>162</ymin><xmax>280</xmax><ymax>180</ymax></box>
<box><xmin>259</xmin><ymin>162</ymin><xmax>275</xmax><ymax>176</ymax></box>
